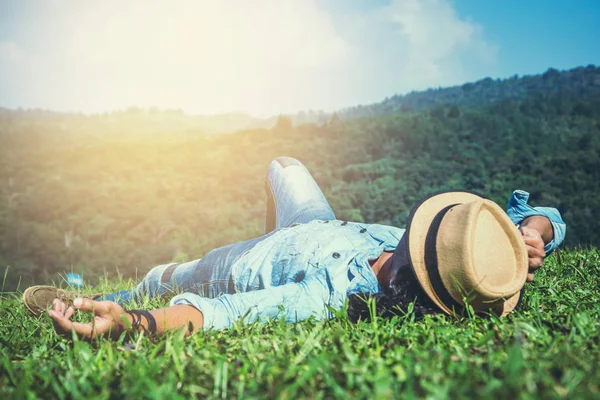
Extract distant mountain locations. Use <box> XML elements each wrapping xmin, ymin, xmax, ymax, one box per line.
<box><xmin>338</xmin><ymin>65</ymin><xmax>600</xmax><ymax>120</ymax></box>
<box><xmin>2</xmin><ymin>65</ymin><xmax>598</xmax><ymax>134</ymax></box>
<box><xmin>0</xmin><ymin>106</ymin><xmax>272</xmax><ymax>135</ymax></box>
<box><xmin>238</xmin><ymin>64</ymin><xmax>600</xmax><ymax>125</ymax></box>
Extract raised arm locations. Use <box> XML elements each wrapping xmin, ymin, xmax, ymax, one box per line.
<box><xmin>506</xmin><ymin>190</ymin><xmax>567</xmax><ymax>282</ymax></box>
<box><xmin>48</xmin><ymin>298</ymin><xmax>204</xmax><ymax>340</ymax></box>
<box><xmin>506</xmin><ymin>189</ymin><xmax>566</xmax><ymax>253</ymax></box>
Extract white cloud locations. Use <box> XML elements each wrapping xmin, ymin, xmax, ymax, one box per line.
<box><xmin>0</xmin><ymin>0</ymin><xmax>496</xmax><ymax>115</ymax></box>
<box><xmin>0</xmin><ymin>41</ymin><xmax>24</xmax><ymax>63</ymax></box>
<box><xmin>330</xmin><ymin>0</ymin><xmax>498</xmax><ymax>105</ymax></box>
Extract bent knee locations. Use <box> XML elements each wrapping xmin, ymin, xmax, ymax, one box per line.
<box><xmin>266</xmin><ymin>156</ymin><xmax>309</xmax><ymax>186</ymax></box>
<box><xmin>273</xmin><ymin>156</ymin><xmax>302</xmax><ymax>169</ymax></box>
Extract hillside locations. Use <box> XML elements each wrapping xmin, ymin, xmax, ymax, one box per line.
<box><xmin>340</xmin><ymin>65</ymin><xmax>600</xmax><ymax>118</ymax></box>
<box><xmin>1</xmin><ymin>66</ymin><xmax>599</xmax><ymax>290</ymax></box>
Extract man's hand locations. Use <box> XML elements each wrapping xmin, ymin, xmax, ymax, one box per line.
<box><xmin>48</xmin><ymin>298</ymin><xmax>205</xmax><ymax>341</ymax></box>
<box><xmin>48</xmin><ymin>298</ymin><xmax>126</xmax><ymax>340</ymax></box>
<box><xmin>520</xmin><ymin>226</ymin><xmax>546</xmax><ymax>282</ymax></box>
<box><xmin>519</xmin><ymin>215</ymin><xmax>553</xmax><ymax>282</ymax></box>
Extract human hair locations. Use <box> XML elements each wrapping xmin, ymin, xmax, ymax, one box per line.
<box><xmin>346</xmin><ymin>263</ymin><xmax>440</xmax><ymax>322</ymax></box>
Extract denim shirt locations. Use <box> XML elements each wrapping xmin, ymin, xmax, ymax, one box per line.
<box><xmin>171</xmin><ymin>190</ymin><xmax>566</xmax><ymax>330</ymax></box>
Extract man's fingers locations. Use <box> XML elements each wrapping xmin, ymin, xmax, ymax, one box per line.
<box><xmin>73</xmin><ymin>298</ymin><xmax>108</xmax><ymax>315</ymax></box>
<box><xmin>529</xmin><ymin>256</ymin><xmax>544</xmax><ymax>270</ymax></box>
<box><xmin>52</xmin><ymin>299</ymin><xmax>65</xmax><ymax>314</ymax></box>
<box><xmin>520</xmin><ymin>227</ymin><xmax>547</xmax><ymax>284</ymax></box>
<box><xmin>523</xmin><ymin>237</ymin><xmax>545</xmax><ymax>254</ymax></box>
<box><xmin>48</xmin><ymin>308</ymin><xmax>96</xmax><ymax>339</ymax></box>
<box><xmin>55</xmin><ymin>299</ymin><xmax>64</xmax><ymax>314</ymax></box>
<box><xmin>520</xmin><ymin>227</ymin><xmax>535</xmax><ymax>238</ymax></box>
<box><xmin>48</xmin><ymin>309</ymin><xmax>73</xmax><ymax>335</ymax></box>
<box><xmin>525</xmin><ymin>243</ymin><xmax>545</xmax><ymax>259</ymax></box>
<box><xmin>523</xmin><ymin>234</ymin><xmax>544</xmax><ymax>247</ymax></box>
<box><xmin>68</xmin><ymin>321</ymin><xmax>96</xmax><ymax>339</ymax></box>
<box><xmin>527</xmin><ymin>273</ymin><xmax>534</xmax><ymax>282</ymax></box>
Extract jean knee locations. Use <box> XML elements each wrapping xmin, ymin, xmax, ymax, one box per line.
<box><xmin>266</xmin><ymin>157</ymin><xmax>305</xmax><ymax>188</ymax></box>
<box><xmin>273</xmin><ymin>156</ymin><xmax>302</xmax><ymax>169</ymax></box>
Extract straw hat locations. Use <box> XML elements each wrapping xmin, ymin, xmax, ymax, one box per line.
<box><xmin>398</xmin><ymin>191</ymin><xmax>528</xmax><ymax>316</ymax></box>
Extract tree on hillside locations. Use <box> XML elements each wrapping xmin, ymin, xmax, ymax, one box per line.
<box><xmin>448</xmin><ymin>105</ymin><xmax>461</xmax><ymax>119</ymax></box>
<box><xmin>327</xmin><ymin>112</ymin><xmax>343</xmax><ymax>127</ymax></box>
<box><xmin>273</xmin><ymin>115</ymin><xmax>293</xmax><ymax>132</ymax></box>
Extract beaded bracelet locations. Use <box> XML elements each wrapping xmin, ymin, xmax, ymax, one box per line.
<box><xmin>126</xmin><ymin>309</ymin><xmax>157</xmax><ymax>337</ymax></box>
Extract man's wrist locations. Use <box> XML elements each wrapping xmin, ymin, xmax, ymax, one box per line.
<box><xmin>119</xmin><ymin>309</ymin><xmax>157</xmax><ymax>336</ymax></box>
<box><xmin>520</xmin><ymin>215</ymin><xmax>553</xmax><ymax>244</ymax></box>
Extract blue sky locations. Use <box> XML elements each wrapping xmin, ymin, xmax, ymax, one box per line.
<box><xmin>0</xmin><ymin>0</ymin><xmax>598</xmax><ymax>115</ymax></box>
<box><xmin>453</xmin><ymin>0</ymin><xmax>599</xmax><ymax>77</ymax></box>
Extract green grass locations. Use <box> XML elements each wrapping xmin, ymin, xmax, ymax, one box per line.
<box><xmin>1</xmin><ymin>248</ymin><xmax>599</xmax><ymax>399</ymax></box>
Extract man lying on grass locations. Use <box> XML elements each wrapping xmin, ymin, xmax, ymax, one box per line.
<box><xmin>23</xmin><ymin>157</ymin><xmax>566</xmax><ymax>340</ymax></box>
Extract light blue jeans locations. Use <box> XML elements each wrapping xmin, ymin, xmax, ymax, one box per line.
<box><xmin>104</xmin><ymin>157</ymin><xmax>336</xmax><ymax>304</ymax></box>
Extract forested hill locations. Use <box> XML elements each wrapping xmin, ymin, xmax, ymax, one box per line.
<box><xmin>340</xmin><ymin>65</ymin><xmax>600</xmax><ymax>119</ymax></box>
<box><xmin>1</xmin><ymin>66</ymin><xmax>599</xmax><ymax>291</ymax></box>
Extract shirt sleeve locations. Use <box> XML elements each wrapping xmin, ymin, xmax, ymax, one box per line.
<box><xmin>169</xmin><ymin>268</ymin><xmax>342</xmax><ymax>331</ymax></box>
<box><xmin>506</xmin><ymin>190</ymin><xmax>567</xmax><ymax>254</ymax></box>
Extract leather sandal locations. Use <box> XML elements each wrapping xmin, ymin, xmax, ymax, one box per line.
<box><xmin>22</xmin><ymin>285</ymin><xmax>103</xmax><ymax>316</ymax></box>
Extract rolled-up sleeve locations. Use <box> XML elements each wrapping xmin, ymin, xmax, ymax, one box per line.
<box><xmin>506</xmin><ymin>190</ymin><xmax>567</xmax><ymax>254</ymax></box>
<box><xmin>169</xmin><ymin>268</ymin><xmax>340</xmax><ymax>331</ymax></box>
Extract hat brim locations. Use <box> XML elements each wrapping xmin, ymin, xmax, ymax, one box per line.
<box><xmin>404</xmin><ymin>190</ymin><xmax>522</xmax><ymax>317</ymax></box>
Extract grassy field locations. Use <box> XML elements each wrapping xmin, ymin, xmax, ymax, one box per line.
<box><xmin>1</xmin><ymin>248</ymin><xmax>599</xmax><ymax>399</ymax></box>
